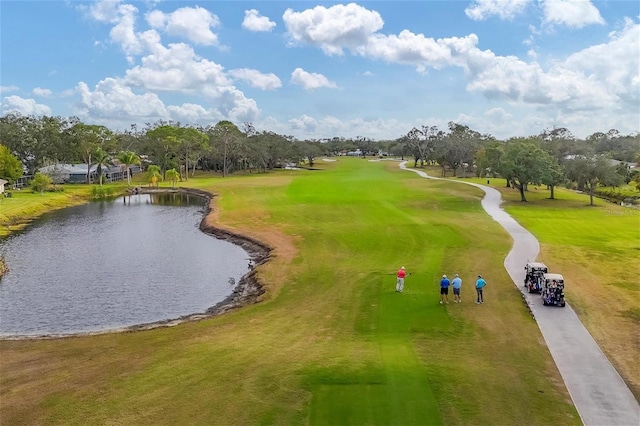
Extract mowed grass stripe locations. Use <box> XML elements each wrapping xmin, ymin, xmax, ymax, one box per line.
<box><xmin>0</xmin><ymin>159</ymin><xmax>579</xmax><ymax>425</ymax></box>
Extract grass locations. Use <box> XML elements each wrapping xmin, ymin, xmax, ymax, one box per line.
<box><xmin>0</xmin><ymin>159</ymin><xmax>580</xmax><ymax>425</ymax></box>
<box><xmin>453</xmin><ymin>174</ymin><xmax>640</xmax><ymax>400</ymax></box>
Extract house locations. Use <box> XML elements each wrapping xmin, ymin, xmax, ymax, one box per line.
<box><xmin>38</xmin><ymin>164</ymin><xmax>131</xmax><ymax>184</ymax></box>
<box><xmin>0</xmin><ymin>179</ymin><xmax>7</xmax><ymax>194</ymax></box>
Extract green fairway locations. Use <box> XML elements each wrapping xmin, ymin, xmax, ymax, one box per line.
<box><xmin>0</xmin><ymin>159</ymin><xmax>579</xmax><ymax>425</ymax></box>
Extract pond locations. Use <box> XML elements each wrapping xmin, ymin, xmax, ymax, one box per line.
<box><xmin>0</xmin><ymin>192</ymin><xmax>251</xmax><ymax>337</ymax></box>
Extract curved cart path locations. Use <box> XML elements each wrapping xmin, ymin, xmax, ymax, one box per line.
<box><xmin>400</xmin><ymin>162</ymin><xmax>639</xmax><ymax>426</ymax></box>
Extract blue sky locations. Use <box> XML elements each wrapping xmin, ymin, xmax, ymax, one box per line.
<box><xmin>1</xmin><ymin>0</ymin><xmax>638</xmax><ymax>140</ymax></box>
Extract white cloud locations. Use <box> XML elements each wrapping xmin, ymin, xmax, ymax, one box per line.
<box><xmin>76</xmin><ymin>78</ymin><xmax>169</xmax><ymax>119</ymax></box>
<box><xmin>32</xmin><ymin>87</ymin><xmax>53</xmax><ymax>98</ymax></box>
<box><xmin>1</xmin><ymin>96</ymin><xmax>52</xmax><ymax>116</ymax></box>
<box><xmin>242</xmin><ymin>9</ymin><xmax>276</xmax><ymax>32</ymax></box>
<box><xmin>290</xmin><ymin>68</ymin><xmax>337</xmax><ymax>90</ymax></box>
<box><xmin>0</xmin><ymin>86</ymin><xmax>19</xmax><ymax>94</ymax></box>
<box><xmin>124</xmin><ymin>42</ymin><xmax>232</xmax><ymax>92</ymax></box>
<box><xmin>362</xmin><ymin>32</ymin><xmax>476</xmax><ymax>71</ymax></box>
<box><xmin>83</xmin><ymin>0</ymin><xmax>122</xmax><ymax>23</ymax></box>
<box><xmin>540</xmin><ymin>0</ymin><xmax>605</xmax><ymax>28</ymax></box>
<box><xmin>145</xmin><ymin>6</ymin><xmax>220</xmax><ymax>45</ymax></box>
<box><xmin>166</xmin><ymin>103</ymin><xmax>221</xmax><ymax>123</ymax></box>
<box><xmin>288</xmin><ymin>114</ymin><xmax>317</xmax><ymax>132</ymax></box>
<box><xmin>228</xmin><ymin>68</ymin><xmax>282</xmax><ymax>90</ymax></box>
<box><xmin>283</xmin><ymin>3</ymin><xmax>384</xmax><ymax>55</ymax></box>
<box><xmin>109</xmin><ymin>3</ymin><xmax>144</xmax><ymax>61</ymax></box>
<box><xmin>465</xmin><ymin>0</ymin><xmax>531</xmax><ymax>21</ymax></box>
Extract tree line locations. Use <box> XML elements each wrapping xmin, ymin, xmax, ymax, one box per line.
<box><xmin>1</xmin><ymin>113</ymin><xmax>639</xmax><ymax>204</ymax></box>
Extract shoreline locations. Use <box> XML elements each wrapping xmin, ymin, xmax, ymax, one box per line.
<box><xmin>0</xmin><ymin>186</ymin><xmax>272</xmax><ymax>341</ymax></box>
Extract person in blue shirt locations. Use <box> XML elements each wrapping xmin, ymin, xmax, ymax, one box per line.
<box><xmin>439</xmin><ymin>274</ymin><xmax>450</xmax><ymax>304</ymax></box>
<box><xmin>451</xmin><ymin>274</ymin><xmax>462</xmax><ymax>303</ymax></box>
<box><xmin>475</xmin><ymin>275</ymin><xmax>487</xmax><ymax>304</ymax></box>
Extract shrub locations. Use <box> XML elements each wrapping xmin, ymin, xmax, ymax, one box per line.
<box><xmin>91</xmin><ymin>186</ymin><xmax>115</xmax><ymax>199</ymax></box>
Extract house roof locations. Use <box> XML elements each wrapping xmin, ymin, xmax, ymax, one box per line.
<box><xmin>0</xmin><ymin>179</ymin><xmax>8</xmax><ymax>185</ymax></box>
<box><xmin>39</xmin><ymin>164</ymin><xmax>123</xmax><ymax>174</ymax></box>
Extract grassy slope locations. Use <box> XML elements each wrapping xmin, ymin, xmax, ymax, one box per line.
<box><xmin>0</xmin><ymin>186</ymin><xmax>95</xmax><ymax>238</ymax></box>
<box><xmin>0</xmin><ymin>159</ymin><xmax>578</xmax><ymax>425</ymax></box>
<box><xmin>463</xmin><ymin>176</ymin><xmax>640</xmax><ymax>400</ymax></box>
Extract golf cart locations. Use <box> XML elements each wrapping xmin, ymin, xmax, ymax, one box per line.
<box><xmin>541</xmin><ymin>273</ymin><xmax>566</xmax><ymax>307</ymax></box>
<box><xmin>523</xmin><ymin>262</ymin><xmax>548</xmax><ymax>293</ymax></box>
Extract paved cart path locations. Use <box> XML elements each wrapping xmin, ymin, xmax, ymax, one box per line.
<box><xmin>400</xmin><ymin>162</ymin><xmax>640</xmax><ymax>426</ymax></box>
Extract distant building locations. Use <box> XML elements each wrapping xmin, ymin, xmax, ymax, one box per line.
<box><xmin>38</xmin><ymin>163</ymin><xmax>134</xmax><ymax>184</ymax></box>
<box><xmin>0</xmin><ymin>179</ymin><xmax>7</xmax><ymax>194</ymax></box>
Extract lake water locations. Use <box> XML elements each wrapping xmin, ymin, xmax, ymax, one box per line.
<box><xmin>0</xmin><ymin>193</ymin><xmax>250</xmax><ymax>337</ymax></box>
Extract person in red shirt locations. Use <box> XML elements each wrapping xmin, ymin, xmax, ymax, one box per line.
<box><xmin>396</xmin><ymin>266</ymin><xmax>407</xmax><ymax>292</ymax></box>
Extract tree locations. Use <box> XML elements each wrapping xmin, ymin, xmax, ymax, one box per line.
<box><xmin>144</xmin><ymin>125</ymin><xmax>180</xmax><ymax>177</ymax></box>
<box><xmin>70</xmin><ymin>123</ymin><xmax>113</xmax><ymax>183</ymax></box>
<box><xmin>208</xmin><ymin>121</ymin><xmax>243</xmax><ymax>177</ymax></box>
<box><xmin>177</xmin><ymin>127</ymin><xmax>208</xmax><ymax>180</ymax></box>
<box><xmin>501</xmin><ymin>140</ymin><xmax>551</xmax><ymax>202</ymax></box>
<box><xmin>30</xmin><ymin>172</ymin><xmax>52</xmax><ymax>195</ymax></box>
<box><xmin>146</xmin><ymin>164</ymin><xmax>162</xmax><ymax>187</ymax></box>
<box><xmin>92</xmin><ymin>148</ymin><xmax>112</xmax><ymax>186</ymax></box>
<box><xmin>565</xmin><ymin>156</ymin><xmax>618</xmax><ymax>206</ymax></box>
<box><xmin>296</xmin><ymin>140</ymin><xmax>321</xmax><ymax>167</ymax></box>
<box><xmin>165</xmin><ymin>168</ymin><xmax>180</xmax><ymax>188</ymax></box>
<box><xmin>117</xmin><ymin>150</ymin><xmax>141</xmax><ymax>186</ymax></box>
<box><xmin>435</xmin><ymin>122</ymin><xmax>481</xmax><ymax>177</ymax></box>
<box><xmin>541</xmin><ymin>158</ymin><xmax>565</xmax><ymax>200</ymax></box>
<box><xmin>0</xmin><ymin>144</ymin><xmax>23</xmax><ymax>183</ymax></box>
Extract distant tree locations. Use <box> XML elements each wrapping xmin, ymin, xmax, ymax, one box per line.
<box><xmin>565</xmin><ymin>156</ymin><xmax>618</xmax><ymax>206</ymax></box>
<box><xmin>500</xmin><ymin>140</ymin><xmax>551</xmax><ymax>202</ymax></box>
<box><xmin>0</xmin><ymin>144</ymin><xmax>23</xmax><ymax>183</ymax></box>
<box><xmin>93</xmin><ymin>148</ymin><xmax>112</xmax><ymax>186</ymax></box>
<box><xmin>208</xmin><ymin>121</ymin><xmax>243</xmax><ymax>177</ymax></box>
<box><xmin>298</xmin><ymin>141</ymin><xmax>322</xmax><ymax>167</ymax></box>
<box><xmin>117</xmin><ymin>150</ymin><xmax>141</xmax><ymax>186</ymax></box>
<box><xmin>31</xmin><ymin>172</ymin><xmax>52</xmax><ymax>195</ymax></box>
<box><xmin>541</xmin><ymin>158</ymin><xmax>565</xmax><ymax>200</ymax></box>
<box><xmin>165</xmin><ymin>168</ymin><xmax>180</xmax><ymax>188</ymax></box>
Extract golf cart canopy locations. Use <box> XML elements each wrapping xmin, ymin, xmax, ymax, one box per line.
<box><xmin>544</xmin><ymin>273</ymin><xmax>564</xmax><ymax>282</ymax></box>
<box><xmin>528</xmin><ymin>262</ymin><xmax>548</xmax><ymax>270</ymax></box>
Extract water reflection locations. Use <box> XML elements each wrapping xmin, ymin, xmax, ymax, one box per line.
<box><xmin>0</xmin><ymin>193</ymin><xmax>249</xmax><ymax>336</ymax></box>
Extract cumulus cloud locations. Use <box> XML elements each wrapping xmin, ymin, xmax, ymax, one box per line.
<box><xmin>124</xmin><ymin>42</ymin><xmax>232</xmax><ymax>92</ymax></box>
<box><xmin>290</xmin><ymin>68</ymin><xmax>337</xmax><ymax>90</ymax></box>
<box><xmin>288</xmin><ymin>114</ymin><xmax>318</xmax><ymax>132</ymax></box>
<box><xmin>283</xmin><ymin>3</ymin><xmax>384</xmax><ymax>55</ymax></box>
<box><xmin>1</xmin><ymin>95</ymin><xmax>52</xmax><ymax>116</ymax></box>
<box><xmin>83</xmin><ymin>0</ymin><xmax>122</xmax><ymax>23</ymax></box>
<box><xmin>228</xmin><ymin>68</ymin><xmax>282</xmax><ymax>90</ymax></box>
<box><xmin>76</xmin><ymin>78</ymin><xmax>169</xmax><ymax>119</ymax></box>
<box><xmin>465</xmin><ymin>0</ymin><xmax>531</xmax><ymax>21</ymax></box>
<box><xmin>540</xmin><ymin>0</ymin><xmax>605</xmax><ymax>28</ymax></box>
<box><xmin>283</xmin><ymin>3</ymin><xmax>637</xmax><ymax>116</ymax></box>
<box><xmin>242</xmin><ymin>9</ymin><xmax>276</xmax><ymax>32</ymax></box>
<box><xmin>145</xmin><ymin>6</ymin><xmax>220</xmax><ymax>45</ymax></box>
<box><xmin>32</xmin><ymin>87</ymin><xmax>53</xmax><ymax>97</ymax></box>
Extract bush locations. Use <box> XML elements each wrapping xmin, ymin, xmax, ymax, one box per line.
<box><xmin>30</xmin><ymin>172</ymin><xmax>52</xmax><ymax>194</ymax></box>
<box><xmin>91</xmin><ymin>186</ymin><xmax>115</xmax><ymax>199</ymax></box>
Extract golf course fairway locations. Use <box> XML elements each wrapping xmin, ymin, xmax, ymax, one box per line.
<box><xmin>0</xmin><ymin>158</ymin><xmax>580</xmax><ymax>425</ymax></box>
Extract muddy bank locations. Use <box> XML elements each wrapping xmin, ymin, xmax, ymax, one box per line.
<box><xmin>2</xmin><ymin>186</ymin><xmax>272</xmax><ymax>340</ymax></box>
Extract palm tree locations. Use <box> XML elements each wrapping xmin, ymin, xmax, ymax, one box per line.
<box><xmin>93</xmin><ymin>148</ymin><xmax>112</xmax><ymax>186</ymax></box>
<box><xmin>165</xmin><ymin>168</ymin><xmax>180</xmax><ymax>188</ymax></box>
<box><xmin>117</xmin><ymin>150</ymin><xmax>141</xmax><ymax>186</ymax></box>
<box><xmin>146</xmin><ymin>164</ymin><xmax>162</xmax><ymax>187</ymax></box>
